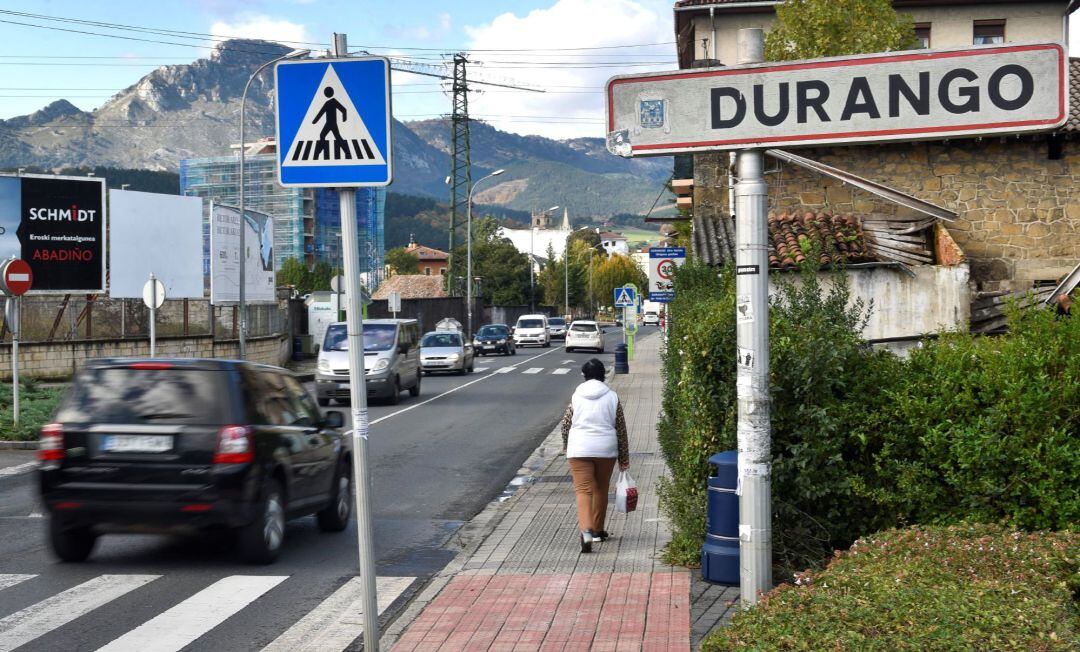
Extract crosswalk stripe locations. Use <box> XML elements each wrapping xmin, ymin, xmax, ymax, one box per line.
<box><xmin>493</xmin><ymin>367</ymin><xmax>515</xmax><ymax>374</ymax></box>
<box><xmin>0</xmin><ymin>574</ymin><xmax>158</xmax><ymax>652</ymax></box>
<box><xmin>97</xmin><ymin>575</ymin><xmax>287</xmax><ymax>652</ymax></box>
<box><xmin>0</xmin><ymin>462</ymin><xmax>37</xmax><ymax>478</ymax></box>
<box><xmin>0</xmin><ymin>575</ymin><xmax>35</xmax><ymax>592</ymax></box>
<box><xmin>522</xmin><ymin>368</ymin><xmax>543</xmax><ymax>374</ymax></box>
<box><xmin>261</xmin><ymin>576</ymin><xmax>413</xmax><ymax>652</ymax></box>
<box><xmin>552</xmin><ymin>368</ymin><xmax>572</xmax><ymax>375</ymax></box>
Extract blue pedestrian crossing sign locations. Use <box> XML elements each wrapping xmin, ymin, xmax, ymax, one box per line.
<box><xmin>614</xmin><ymin>286</ymin><xmax>637</xmax><ymax>307</ymax></box>
<box><xmin>274</xmin><ymin>56</ymin><xmax>392</xmax><ymax>188</ymax></box>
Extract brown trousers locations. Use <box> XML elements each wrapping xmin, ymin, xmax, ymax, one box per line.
<box><xmin>568</xmin><ymin>457</ymin><xmax>616</xmax><ymax>532</ymax></box>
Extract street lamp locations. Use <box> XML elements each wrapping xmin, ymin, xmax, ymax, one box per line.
<box><xmin>467</xmin><ymin>169</ymin><xmax>505</xmax><ymax>339</ymax></box>
<box><xmin>238</xmin><ymin>47</ymin><xmax>309</xmax><ymax>359</ymax></box>
<box><xmin>531</xmin><ymin>205</ymin><xmax>559</xmax><ymax>311</ymax></box>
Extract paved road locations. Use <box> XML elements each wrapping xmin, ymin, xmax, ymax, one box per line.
<box><xmin>0</xmin><ymin>326</ymin><xmax>650</xmax><ymax>651</ymax></box>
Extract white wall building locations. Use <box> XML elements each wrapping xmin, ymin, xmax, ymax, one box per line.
<box><xmin>600</xmin><ymin>232</ymin><xmax>630</xmax><ymax>257</ymax></box>
<box><xmin>499</xmin><ymin>207</ymin><xmax>573</xmax><ymax>265</ymax></box>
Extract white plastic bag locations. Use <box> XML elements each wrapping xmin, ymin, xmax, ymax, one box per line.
<box><xmin>615</xmin><ymin>471</ymin><xmax>638</xmax><ymax>513</ymax></box>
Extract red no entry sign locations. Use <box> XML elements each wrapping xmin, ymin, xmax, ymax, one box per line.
<box><xmin>1</xmin><ymin>259</ymin><xmax>33</xmax><ymax>296</ymax></box>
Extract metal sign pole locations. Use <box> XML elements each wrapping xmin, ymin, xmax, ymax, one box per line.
<box><xmin>734</xmin><ymin>28</ymin><xmax>773</xmax><ymax>607</ymax></box>
<box><xmin>330</xmin><ymin>32</ymin><xmax>380</xmax><ymax>652</ymax></box>
<box><xmin>149</xmin><ymin>273</ymin><xmax>157</xmax><ymax>357</ymax></box>
<box><xmin>11</xmin><ymin>298</ymin><xmax>18</xmax><ymax>428</ymax></box>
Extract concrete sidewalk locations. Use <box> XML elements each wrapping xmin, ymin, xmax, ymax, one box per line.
<box><xmin>383</xmin><ymin>333</ymin><xmax>692</xmax><ymax>651</ymax></box>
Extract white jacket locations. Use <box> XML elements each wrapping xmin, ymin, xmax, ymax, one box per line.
<box><xmin>566</xmin><ymin>379</ymin><xmax>620</xmax><ymax>459</ymax></box>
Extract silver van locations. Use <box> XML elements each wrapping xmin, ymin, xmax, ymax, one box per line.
<box><xmin>315</xmin><ymin>319</ymin><xmax>421</xmax><ymax>405</ymax></box>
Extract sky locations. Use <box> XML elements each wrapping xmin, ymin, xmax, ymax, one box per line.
<box><xmin>0</xmin><ymin>0</ymin><xmax>677</xmax><ymax>139</ymax></box>
<box><xmin>0</xmin><ymin>1</ymin><xmax>1076</xmax><ymax>141</ymax></box>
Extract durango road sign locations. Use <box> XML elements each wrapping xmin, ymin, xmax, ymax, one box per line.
<box><xmin>606</xmin><ymin>43</ymin><xmax>1066</xmax><ymax>156</ymax></box>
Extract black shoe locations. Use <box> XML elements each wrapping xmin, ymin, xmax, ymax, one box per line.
<box><xmin>592</xmin><ymin>530</ymin><xmax>609</xmax><ymax>542</ymax></box>
<box><xmin>579</xmin><ymin>530</ymin><xmax>593</xmax><ymax>553</ymax></box>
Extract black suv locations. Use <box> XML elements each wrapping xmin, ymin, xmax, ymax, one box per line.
<box><xmin>39</xmin><ymin>359</ymin><xmax>351</xmax><ymax>564</ymax></box>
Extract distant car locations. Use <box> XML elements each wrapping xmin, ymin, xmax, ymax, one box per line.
<box><xmin>514</xmin><ymin>314</ymin><xmax>550</xmax><ymax>347</ymax></box>
<box><xmin>474</xmin><ymin>324</ymin><xmax>515</xmax><ymax>356</ymax></box>
<box><xmin>643</xmin><ymin>311</ymin><xmax>660</xmax><ymax>326</ymax></box>
<box><xmin>316</xmin><ymin>319</ymin><xmax>421</xmax><ymax>406</ymax></box>
<box><xmin>547</xmin><ymin>317</ymin><xmax>568</xmax><ymax>340</ymax></box>
<box><xmin>565</xmin><ymin>320</ymin><xmax>605</xmax><ymax>353</ymax></box>
<box><xmin>420</xmin><ymin>330</ymin><xmax>475</xmax><ymax>375</ymax></box>
<box><xmin>39</xmin><ymin>358</ymin><xmax>351</xmax><ymax>565</ymax></box>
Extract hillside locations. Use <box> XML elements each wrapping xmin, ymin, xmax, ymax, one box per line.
<box><xmin>0</xmin><ymin>39</ymin><xmax>671</xmax><ymax>218</ymax></box>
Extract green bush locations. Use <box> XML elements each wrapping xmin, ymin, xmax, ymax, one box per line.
<box><xmin>704</xmin><ymin>523</ymin><xmax>1080</xmax><ymax>651</ymax></box>
<box><xmin>0</xmin><ymin>377</ymin><xmax>64</xmax><ymax>441</ymax></box>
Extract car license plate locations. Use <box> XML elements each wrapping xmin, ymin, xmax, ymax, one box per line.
<box><xmin>483</xmin><ymin>345</ymin><xmax>494</xmax><ymax>350</ymax></box>
<box><xmin>102</xmin><ymin>435</ymin><xmax>173</xmax><ymax>453</ymax></box>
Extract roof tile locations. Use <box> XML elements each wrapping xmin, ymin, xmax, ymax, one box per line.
<box><xmin>372</xmin><ymin>274</ymin><xmax>447</xmax><ymax>300</ymax></box>
<box><xmin>768</xmin><ymin>212</ymin><xmax>875</xmax><ymax>268</ymax></box>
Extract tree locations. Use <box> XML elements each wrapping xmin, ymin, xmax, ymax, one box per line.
<box><xmin>276</xmin><ymin>257</ymin><xmax>310</xmax><ymax>293</ymax></box>
<box><xmin>593</xmin><ymin>254</ymin><xmax>647</xmax><ymax>313</ymax></box>
<box><xmin>308</xmin><ymin>261</ymin><xmax>338</xmax><ymax>292</ymax></box>
<box><xmin>764</xmin><ymin>0</ymin><xmax>917</xmax><ymax>62</ymax></box>
<box><xmin>385</xmin><ymin>247</ymin><xmax>419</xmax><ymax>275</ymax></box>
<box><xmin>449</xmin><ymin>216</ymin><xmax>534</xmax><ymax>306</ymax></box>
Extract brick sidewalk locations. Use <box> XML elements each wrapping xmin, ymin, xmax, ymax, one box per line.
<box><xmin>386</xmin><ymin>333</ymin><xmax>691</xmax><ymax>651</ymax></box>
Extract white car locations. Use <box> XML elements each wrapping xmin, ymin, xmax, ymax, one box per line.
<box><xmin>514</xmin><ymin>314</ymin><xmax>550</xmax><ymax>347</ymax></box>
<box><xmin>565</xmin><ymin>320</ymin><xmax>604</xmax><ymax>353</ymax></box>
<box><xmin>643</xmin><ymin>311</ymin><xmax>660</xmax><ymax>326</ymax></box>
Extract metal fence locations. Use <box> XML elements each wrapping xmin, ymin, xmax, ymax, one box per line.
<box><xmin>0</xmin><ymin>296</ymin><xmax>284</xmax><ymax>344</ymax></box>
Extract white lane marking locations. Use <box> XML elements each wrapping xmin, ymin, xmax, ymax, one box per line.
<box><xmin>369</xmin><ymin>346</ymin><xmax>563</xmax><ymax>426</ymax></box>
<box><xmin>551</xmin><ymin>368</ymin><xmax>571</xmax><ymax>375</ymax></box>
<box><xmin>492</xmin><ymin>367</ymin><xmax>515</xmax><ymax>374</ymax></box>
<box><xmin>0</xmin><ymin>575</ymin><xmax>159</xmax><ymax>652</ymax></box>
<box><xmin>473</xmin><ymin>367</ymin><xmax>489</xmax><ymax>372</ymax></box>
<box><xmin>261</xmin><ymin>576</ymin><xmax>413</xmax><ymax>652</ymax></box>
<box><xmin>562</xmin><ymin>360</ymin><xmax>574</xmax><ymax>364</ymax></box>
<box><xmin>97</xmin><ymin>575</ymin><xmax>287</xmax><ymax>652</ymax></box>
<box><xmin>0</xmin><ymin>575</ymin><xmax>35</xmax><ymax>592</ymax></box>
<box><xmin>0</xmin><ymin>462</ymin><xmax>37</xmax><ymax>478</ymax></box>
<box><xmin>522</xmin><ymin>368</ymin><xmax>543</xmax><ymax>374</ymax></box>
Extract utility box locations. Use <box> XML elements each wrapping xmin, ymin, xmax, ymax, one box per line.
<box><xmin>701</xmin><ymin>451</ymin><xmax>739</xmax><ymax>585</ymax></box>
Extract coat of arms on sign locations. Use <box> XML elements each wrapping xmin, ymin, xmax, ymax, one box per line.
<box><xmin>639</xmin><ymin>99</ymin><xmax>664</xmax><ymax>128</ymax></box>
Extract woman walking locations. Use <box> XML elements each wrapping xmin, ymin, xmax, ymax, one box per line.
<box><xmin>560</xmin><ymin>358</ymin><xmax>630</xmax><ymax>553</ymax></box>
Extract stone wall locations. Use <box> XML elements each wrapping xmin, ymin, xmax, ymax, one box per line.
<box><xmin>695</xmin><ymin>137</ymin><xmax>1079</xmax><ymax>292</ymax></box>
<box><xmin>0</xmin><ymin>335</ymin><xmax>289</xmax><ymax>381</ymax></box>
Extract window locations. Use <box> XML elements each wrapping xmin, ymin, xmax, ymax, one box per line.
<box><xmin>914</xmin><ymin>23</ymin><xmax>931</xmax><ymax>49</ymax></box>
<box><xmin>973</xmin><ymin>20</ymin><xmax>1005</xmax><ymax>45</ymax></box>
<box><xmin>439</xmin><ymin>268</ymin><xmax>446</xmax><ymax>276</ymax></box>
<box><xmin>424</xmin><ymin>267</ymin><xmax>431</xmax><ymax>275</ymax></box>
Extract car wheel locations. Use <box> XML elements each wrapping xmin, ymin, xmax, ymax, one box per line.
<box><xmin>566</xmin><ymin>346</ymin><xmax>574</xmax><ymax>353</ymax></box>
<box><xmin>239</xmin><ymin>478</ymin><xmax>285</xmax><ymax>564</ymax></box>
<box><xmin>317</xmin><ymin>397</ymin><xmax>330</xmax><ymax>407</ymax></box>
<box><xmin>409</xmin><ymin>373</ymin><xmax>421</xmax><ymax>397</ymax></box>
<box><xmin>388</xmin><ymin>377</ymin><xmax>401</xmax><ymax>405</ymax></box>
<box><xmin>317</xmin><ymin>469</ymin><xmax>351</xmax><ymax>532</ymax></box>
<box><xmin>48</xmin><ymin>517</ymin><xmax>96</xmax><ymax>563</ymax></box>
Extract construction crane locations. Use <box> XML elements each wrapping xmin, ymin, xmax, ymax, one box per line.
<box><xmin>367</xmin><ymin>52</ymin><xmax>543</xmax><ymax>292</ymax></box>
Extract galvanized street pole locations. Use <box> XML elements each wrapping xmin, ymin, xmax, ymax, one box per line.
<box><xmin>10</xmin><ymin>297</ymin><xmax>18</xmax><ymax>428</ymax></box>
<box><xmin>733</xmin><ymin>27</ymin><xmax>773</xmax><ymax>606</ymax></box>
<box><xmin>149</xmin><ymin>273</ymin><xmax>157</xmax><ymax>357</ymax></box>
<box><xmin>328</xmin><ymin>32</ymin><xmax>380</xmax><ymax>651</ymax></box>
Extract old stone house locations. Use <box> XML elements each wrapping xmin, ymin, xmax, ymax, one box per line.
<box><xmin>674</xmin><ymin>0</ymin><xmax>1080</xmax><ymax>295</ymax></box>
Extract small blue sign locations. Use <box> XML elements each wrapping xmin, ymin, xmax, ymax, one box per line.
<box><xmin>275</xmin><ymin>57</ymin><xmax>392</xmax><ymax>188</ymax></box>
<box><xmin>639</xmin><ymin>99</ymin><xmax>665</xmax><ymax>129</ymax></box>
<box><xmin>614</xmin><ymin>286</ymin><xmax>637</xmax><ymax>307</ymax></box>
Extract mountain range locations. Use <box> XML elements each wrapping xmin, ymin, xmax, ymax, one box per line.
<box><xmin>0</xmin><ymin>39</ymin><xmax>672</xmax><ymax>218</ymax></box>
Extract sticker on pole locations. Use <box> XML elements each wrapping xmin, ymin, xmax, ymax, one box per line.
<box><xmin>648</xmin><ymin>247</ymin><xmax>685</xmax><ymax>302</ymax></box>
<box><xmin>614</xmin><ymin>286</ymin><xmax>636</xmax><ymax>307</ymax></box>
<box><xmin>275</xmin><ymin>57</ymin><xmax>392</xmax><ymax>187</ymax></box>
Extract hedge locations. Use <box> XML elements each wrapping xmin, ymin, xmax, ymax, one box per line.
<box><xmin>0</xmin><ymin>378</ymin><xmax>64</xmax><ymax>441</ymax></box>
<box><xmin>704</xmin><ymin>523</ymin><xmax>1080</xmax><ymax>651</ymax></box>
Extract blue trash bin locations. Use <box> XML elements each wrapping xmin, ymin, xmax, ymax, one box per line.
<box><xmin>614</xmin><ymin>344</ymin><xmax>629</xmax><ymax>374</ymax></box>
<box><xmin>701</xmin><ymin>451</ymin><xmax>739</xmax><ymax>585</ymax></box>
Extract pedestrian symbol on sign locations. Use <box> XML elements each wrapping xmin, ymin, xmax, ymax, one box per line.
<box><xmin>283</xmin><ymin>64</ymin><xmax>385</xmax><ymax>167</ymax></box>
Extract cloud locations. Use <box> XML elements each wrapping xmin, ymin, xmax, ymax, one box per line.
<box><xmin>210</xmin><ymin>14</ymin><xmax>313</xmax><ymax>46</ymax></box>
<box><xmin>385</xmin><ymin>13</ymin><xmax>453</xmax><ymax>41</ymax></box>
<box><xmin>462</xmin><ymin>0</ymin><xmax>675</xmax><ymax>139</ymax></box>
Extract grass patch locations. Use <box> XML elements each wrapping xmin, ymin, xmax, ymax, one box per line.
<box><xmin>0</xmin><ymin>379</ymin><xmax>64</xmax><ymax>441</ymax></box>
<box><xmin>704</xmin><ymin>523</ymin><xmax>1080</xmax><ymax>651</ymax></box>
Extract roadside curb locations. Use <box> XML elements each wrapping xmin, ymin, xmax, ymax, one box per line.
<box><xmin>0</xmin><ymin>441</ymin><xmax>37</xmax><ymax>450</ymax></box>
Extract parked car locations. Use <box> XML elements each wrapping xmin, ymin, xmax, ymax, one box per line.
<box><xmin>513</xmin><ymin>314</ymin><xmax>550</xmax><ymax>347</ymax></box>
<box><xmin>316</xmin><ymin>319</ymin><xmax>421</xmax><ymax>406</ymax></box>
<box><xmin>420</xmin><ymin>330</ymin><xmax>475</xmax><ymax>374</ymax></box>
<box><xmin>547</xmin><ymin>317</ymin><xmax>568</xmax><ymax>340</ymax></box>
<box><xmin>38</xmin><ymin>359</ymin><xmax>351</xmax><ymax>565</ymax></box>
<box><xmin>643</xmin><ymin>311</ymin><xmax>660</xmax><ymax>326</ymax></box>
<box><xmin>565</xmin><ymin>320</ymin><xmax>605</xmax><ymax>353</ymax></box>
<box><xmin>473</xmin><ymin>324</ymin><xmax>515</xmax><ymax>356</ymax></box>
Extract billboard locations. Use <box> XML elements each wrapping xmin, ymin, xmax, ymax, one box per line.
<box><xmin>210</xmin><ymin>202</ymin><xmax>276</xmax><ymax>304</ymax></box>
<box><xmin>606</xmin><ymin>43</ymin><xmax>1067</xmax><ymax>155</ymax></box>
<box><xmin>0</xmin><ymin>174</ymin><xmax>106</xmax><ymax>293</ymax></box>
<box><xmin>648</xmin><ymin>247</ymin><xmax>686</xmax><ymax>303</ymax></box>
<box><xmin>108</xmin><ymin>190</ymin><xmax>204</xmax><ymax>299</ymax></box>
